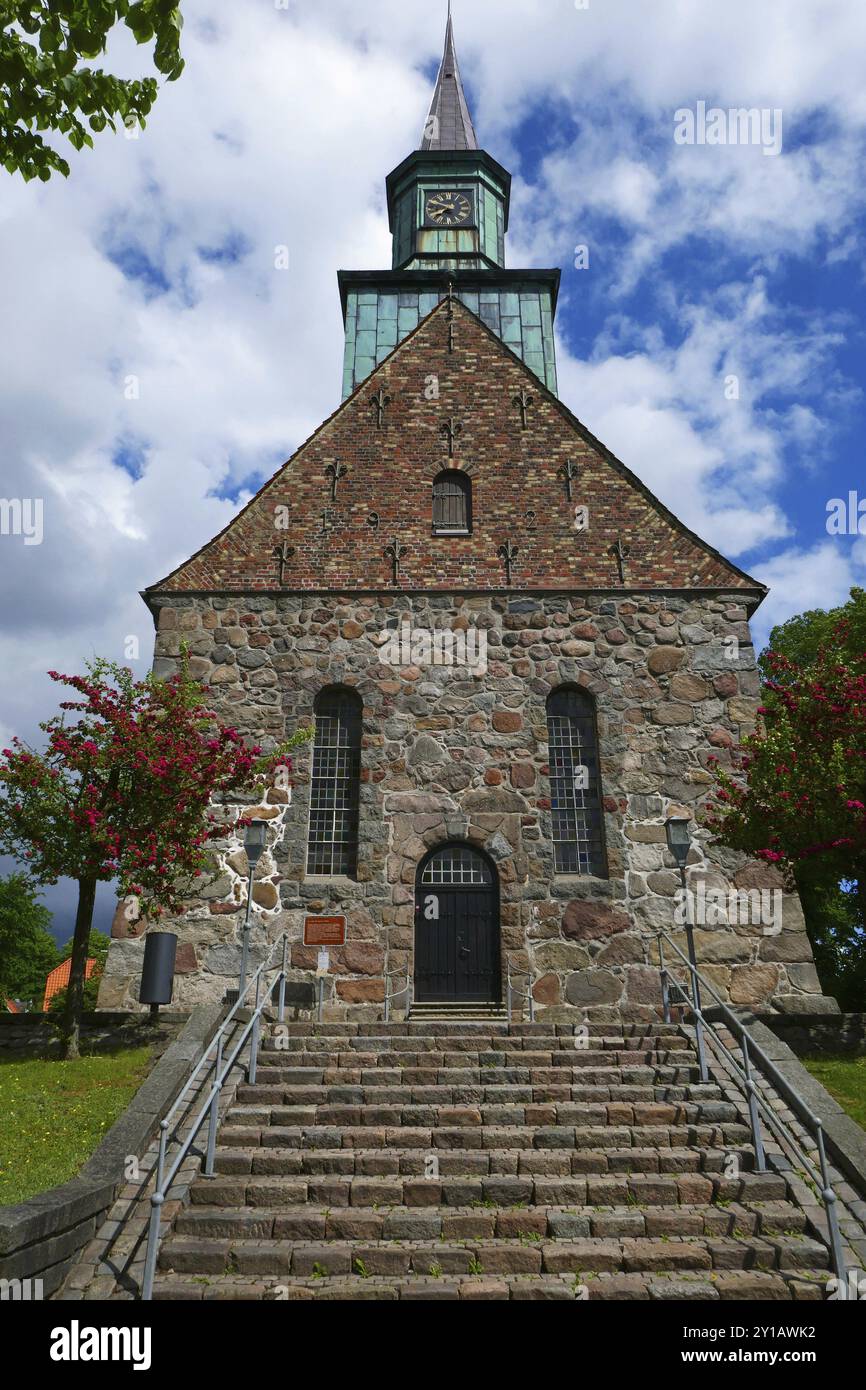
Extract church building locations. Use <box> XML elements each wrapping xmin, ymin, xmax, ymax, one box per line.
<box><xmin>101</xmin><ymin>14</ymin><xmax>826</xmax><ymax>1020</ymax></box>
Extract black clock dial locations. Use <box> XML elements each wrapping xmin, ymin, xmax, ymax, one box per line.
<box><xmin>425</xmin><ymin>190</ymin><xmax>473</xmax><ymax>227</ymax></box>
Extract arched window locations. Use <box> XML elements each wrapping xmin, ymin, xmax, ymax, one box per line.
<box><xmin>546</xmin><ymin>686</ymin><xmax>607</xmax><ymax>877</ymax></box>
<box><xmin>432</xmin><ymin>470</ymin><xmax>471</xmax><ymax>535</ymax></box>
<box><xmin>306</xmin><ymin>687</ymin><xmax>362</xmax><ymax>876</ymax></box>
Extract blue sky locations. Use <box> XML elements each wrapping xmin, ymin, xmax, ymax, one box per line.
<box><xmin>0</xmin><ymin>0</ymin><xmax>864</xmax><ymax>945</ymax></box>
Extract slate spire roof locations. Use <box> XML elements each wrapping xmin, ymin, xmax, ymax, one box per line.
<box><xmin>420</xmin><ymin>4</ymin><xmax>479</xmax><ymax>152</ymax></box>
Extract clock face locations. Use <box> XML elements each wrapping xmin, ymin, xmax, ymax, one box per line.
<box><xmin>425</xmin><ymin>190</ymin><xmax>474</xmax><ymax>227</ymax></box>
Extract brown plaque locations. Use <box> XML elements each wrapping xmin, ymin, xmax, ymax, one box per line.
<box><xmin>304</xmin><ymin>915</ymin><xmax>346</xmax><ymax>947</ymax></box>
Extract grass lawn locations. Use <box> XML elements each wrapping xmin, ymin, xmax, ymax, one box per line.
<box><xmin>0</xmin><ymin>1047</ymin><xmax>152</xmax><ymax>1206</ymax></box>
<box><xmin>802</xmin><ymin>1055</ymin><xmax>866</xmax><ymax>1132</ymax></box>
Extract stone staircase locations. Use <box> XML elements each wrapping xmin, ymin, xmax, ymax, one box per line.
<box><xmin>152</xmin><ymin>1018</ymin><xmax>840</xmax><ymax>1301</ymax></box>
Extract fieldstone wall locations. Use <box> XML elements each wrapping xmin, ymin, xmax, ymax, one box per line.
<box><xmin>766</xmin><ymin>1014</ymin><xmax>866</xmax><ymax>1057</ymax></box>
<box><xmin>100</xmin><ymin>588</ymin><xmax>826</xmax><ymax>1020</ymax></box>
<box><xmin>0</xmin><ymin>1012</ymin><xmax>187</xmax><ymax>1056</ymax></box>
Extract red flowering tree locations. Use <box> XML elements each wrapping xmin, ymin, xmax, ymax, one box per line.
<box><xmin>0</xmin><ymin>659</ymin><xmax>308</xmax><ymax>1057</ymax></box>
<box><xmin>706</xmin><ymin>629</ymin><xmax>866</xmax><ymax>916</ymax></box>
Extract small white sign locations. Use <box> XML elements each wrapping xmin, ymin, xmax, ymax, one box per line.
<box><xmin>316</xmin><ymin>949</ymin><xmax>330</xmax><ymax>976</ymax></box>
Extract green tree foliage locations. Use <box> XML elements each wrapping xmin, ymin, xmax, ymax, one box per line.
<box><xmin>709</xmin><ymin>588</ymin><xmax>866</xmax><ymax>1008</ymax></box>
<box><xmin>59</xmin><ymin>923</ymin><xmax>110</xmax><ymax>966</ymax></box>
<box><xmin>0</xmin><ymin>659</ymin><xmax>307</xmax><ymax>1057</ymax></box>
<box><xmin>0</xmin><ymin>871</ymin><xmax>59</xmax><ymax>1006</ymax></box>
<box><xmin>759</xmin><ymin>587</ymin><xmax>866</xmax><ymax>686</ymax></box>
<box><xmin>796</xmin><ymin>873</ymin><xmax>866</xmax><ymax>1013</ymax></box>
<box><xmin>761</xmin><ymin>588</ymin><xmax>866</xmax><ymax>1007</ymax></box>
<box><xmin>1</xmin><ymin>1</ymin><xmax>184</xmax><ymax>181</ymax></box>
<box><xmin>47</xmin><ymin>926</ymin><xmax>111</xmax><ymax>1014</ymax></box>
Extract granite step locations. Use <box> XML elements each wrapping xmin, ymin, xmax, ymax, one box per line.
<box><xmin>267</xmin><ymin>1038</ymin><xmax>691</xmax><ymax>1052</ymax></box>
<box><xmin>405</xmin><ymin>1015</ymin><xmax>510</xmax><ymax>1023</ymax></box>
<box><xmin>235</xmin><ymin>1082</ymin><xmax>725</xmax><ymax>1106</ymax></box>
<box><xmin>223</xmin><ymin>1100</ymin><xmax>742</xmax><ymax>1129</ymax></box>
<box><xmin>269</xmin><ymin>1022</ymin><xmax>686</xmax><ymax>1039</ymax></box>
<box><xmin>210</xmin><ymin>1144</ymin><xmax>758</xmax><ymax>1178</ymax></box>
<box><xmin>255</xmin><ymin>1055</ymin><xmax>703</xmax><ymax>1080</ymax></box>
<box><xmin>152</xmin><ymin>1269</ymin><xmax>822</xmax><ymax>1301</ymax></box>
<box><xmin>158</xmin><ymin>1232</ymin><xmax>829</xmax><ymax>1279</ymax></box>
<box><xmin>264</xmin><ymin>1039</ymin><xmax>692</xmax><ymax>1056</ymax></box>
<box><xmin>217</xmin><ymin>1122</ymin><xmax>756</xmax><ymax>1151</ymax></box>
<box><xmin>252</xmin><ymin>1061</ymin><xmax>711</xmax><ymax>1084</ymax></box>
<box><xmin>183</xmin><ymin>1169</ymin><xmax>788</xmax><ymax>1211</ymax></box>
<box><xmin>178</xmin><ymin>1199</ymin><xmax>807</xmax><ymax>1240</ymax></box>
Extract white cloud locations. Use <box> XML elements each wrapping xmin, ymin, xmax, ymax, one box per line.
<box><xmin>555</xmin><ymin>276</ymin><xmax>843</xmax><ymax>559</ymax></box>
<box><xmin>752</xmin><ymin>540</ymin><xmax>866</xmax><ymax>648</ymax></box>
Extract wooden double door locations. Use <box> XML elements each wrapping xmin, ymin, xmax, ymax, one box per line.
<box><xmin>414</xmin><ymin>845</ymin><xmax>500</xmax><ymax>1003</ymax></box>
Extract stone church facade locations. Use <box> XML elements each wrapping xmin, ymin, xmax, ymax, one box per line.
<box><xmin>101</xmin><ymin>16</ymin><xmax>825</xmax><ymax>1020</ymax></box>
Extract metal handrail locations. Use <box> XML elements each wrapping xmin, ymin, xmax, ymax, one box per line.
<box><xmin>657</xmin><ymin>928</ymin><xmax>848</xmax><ymax>1283</ymax></box>
<box><xmin>506</xmin><ymin>962</ymin><xmax>535</xmax><ymax>1023</ymax></box>
<box><xmin>306</xmin><ymin>961</ymin><xmax>411</xmax><ymax>1024</ymax></box>
<box><xmin>384</xmin><ymin>964</ymin><xmax>412</xmax><ymax>1022</ymax></box>
<box><xmin>141</xmin><ymin>932</ymin><xmax>289</xmax><ymax>1300</ymax></box>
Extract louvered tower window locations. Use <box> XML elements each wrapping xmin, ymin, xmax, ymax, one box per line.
<box><xmin>306</xmin><ymin>687</ymin><xmax>362</xmax><ymax>876</ymax></box>
<box><xmin>432</xmin><ymin>470</ymin><xmax>471</xmax><ymax>534</ymax></box>
<box><xmin>546</xmin><ymin>686</ymin><xmax>607</xmax><ymax>877</ymax></box>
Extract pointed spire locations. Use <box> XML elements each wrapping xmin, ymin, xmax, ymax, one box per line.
<box><xmin>420</xmin><ymin>4</ymin><xmax>478</xmax><ymax>152</ymax></box>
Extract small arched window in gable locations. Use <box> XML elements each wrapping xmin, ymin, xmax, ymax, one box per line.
<box><xmin>432</xmin><ymin>470</ymin><xmax>471</xmax><ymax>535</ymax></box>
<box><xmin>546</xmin><ymin>685</ymin><xmax>608</xmax><ymax>878</ymax></box>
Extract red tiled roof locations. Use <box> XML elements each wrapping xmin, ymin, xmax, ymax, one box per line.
<box><xmin>43</xmin><ymin>958</ymin><xmax>96</xmax><ymax>1012</ymax></box>
<box><xmin>4</xmin><ymin>998</ymin><xmax>22</xmax><ymax>1014</ymax></box>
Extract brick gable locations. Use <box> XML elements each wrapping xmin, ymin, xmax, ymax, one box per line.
<box><xmin>149</xmin><ymin>299</ymin><xmax>765</xmax><ymax>604</ymax></box>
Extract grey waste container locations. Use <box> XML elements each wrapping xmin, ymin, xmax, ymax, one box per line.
<box><xmin>139</xmin><ymin>932</ymin><xmax>178</xmax><ymax>1009</ymax></box>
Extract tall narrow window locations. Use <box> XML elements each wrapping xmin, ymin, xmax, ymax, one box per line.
<box><xmin>432</xmin><ymin>470</ymin><xmax>471</xmax><ymax>534</ymax></box>
<box><xmin>546</xmin><ymin>686</ymin><xmax>607</xmax><ymax>877</ymax></box>
<box><xmin>306</xmin><ymin>687</ymin><xmax>362</xmax><ymax>876</ymax></box>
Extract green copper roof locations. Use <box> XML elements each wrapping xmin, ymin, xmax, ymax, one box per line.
<box><xmin>338</xmin><ymin>9</ymin><xmax>559</xmax><ymax>400</ymax></box>
<box><xmin>420</xmin><ymin>6</ymin><xmax>478</xmax><ymax>152</ymax></box>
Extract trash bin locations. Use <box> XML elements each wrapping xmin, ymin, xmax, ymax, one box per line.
<box><xmin>139</xmin><ymin>932</ymin><xmax>178</xmax><ymax>1012</ymax></box>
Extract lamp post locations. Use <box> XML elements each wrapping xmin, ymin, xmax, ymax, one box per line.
<box><xmin>238</xmin><ymin>820</ymin><xmax>268</xmax><ymax>1000</ymax></box>
<box><xmin>665</xmin><ymin>815</ymin><xmax>707</xmax><ymax>1079</ymax></box>
<box><xmin>665</xmin><ymin>817</ymin><xmax>695</xmax><ymax>962</ymax></box>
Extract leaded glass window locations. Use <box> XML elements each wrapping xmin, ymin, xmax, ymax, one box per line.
<box><xmin>546</xmin><ymin>686</ymin><xmax>607</xmax><ymax>877</ymax></box>
<box><xmin>306</xmin><ymin>687</ymin><xmax>362</xmax><ymax>876</ymax></box>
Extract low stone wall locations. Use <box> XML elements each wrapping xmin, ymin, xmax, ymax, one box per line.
<box><xmin>742</xmin><ymin>1015</ymin><xmax>866</xmax><ymax>1202</ymax></box>
<box><xmin>764</xmin><ymin>1013</ymin><xmax>866</xmax><ymax>1059</ymax></box>
<box><xmin>0</xmin><ymin>1011</ymin><xmax>189</xmax><ymax>1056</ymax></box>
<box><xmin>0</xmin><ymin>1004</ymin><xmax>222</xmax><ymax>1298</ymax></box>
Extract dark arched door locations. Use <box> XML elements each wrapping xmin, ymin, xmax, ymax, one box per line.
<box><xmin>414</xmin><ymin>844</ymin><xmax>500</xmax><ymax>1003</ymax></box>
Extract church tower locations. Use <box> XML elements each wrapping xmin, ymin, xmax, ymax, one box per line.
<box><xmin>101</xmin><ymin>11</ymin><xmax>826</xmax><ymax>1022</ymax></box>
<box><xmin>339</xmin><ymin>10</ymin><xmax>559</xmax><ymax>398</ymax></box>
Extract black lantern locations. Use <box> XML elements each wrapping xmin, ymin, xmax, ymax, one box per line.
<box><xmin>244</xmin><ymin>820</ymin><xmax>268</xmax><ymax>866</ymax></box>
<box><xmin>665</xmin><ymin>817</ymin><xmax>691</xmax><ymax>868</ymax></box>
